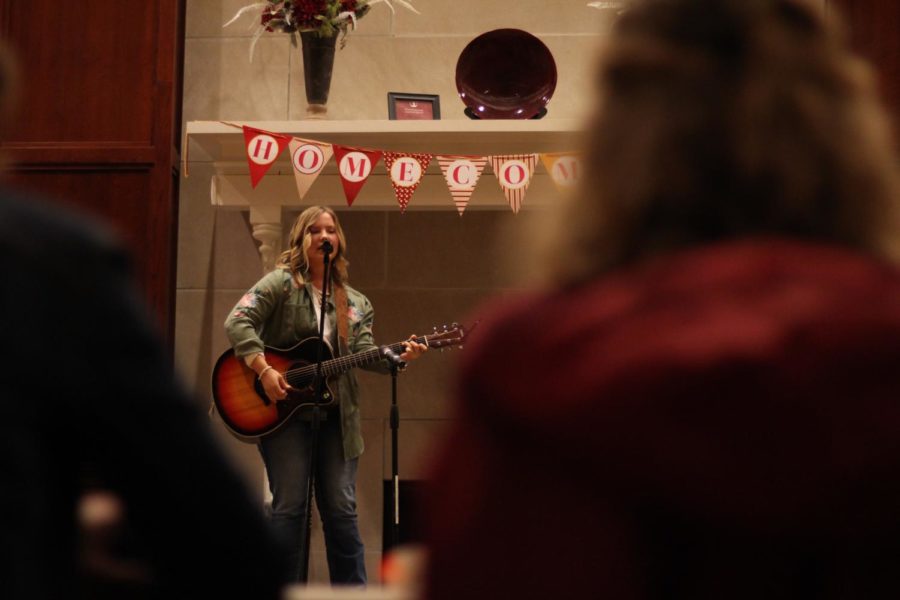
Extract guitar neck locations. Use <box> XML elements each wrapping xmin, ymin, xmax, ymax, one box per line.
<box><xmin>321</xmin><ymin>336</ymin><xmax>425</xmax><ymax>376</ymax></box>
<box><xmin>285</xmin><ymin>336</ymin><xmax>427</xmax><ymax>384</ymax></box>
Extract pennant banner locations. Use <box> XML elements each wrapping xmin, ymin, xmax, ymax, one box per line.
<box><xmin>384</xmin><ymin>152</ymin><xmax>433</xmax><ymax>213</ymax></box>
<box><xmin>334</xmin><ymin>145</ymin><xmax>383</xmax><ymax>207</ymax></box>
<box><xmin>243</xmin><ymin>126</ymin><xmax>291</xmax><ymax>188</ymax></box>
<box><xmin>490</xmin><ymin>154</ymin><xmax>539</xmax><ymax>214</ymax></box>
<box><xmin>541</xmin><ymin>152</ymin><xmax>582</xmax><ymax>191</ymax></box>
<box><xmin>218</xmin><ymin>121</ymin><xmax>582</xmax><ymax>211</ymax></box>
<box><xmin>289</xmin><ymin>139</ymin><xmax>333</xmax><ymax>201</ymax></box>
<box><xmin>437</xmin><ymin>156</ymin><xmax>488</xmax><ymax>216</ymax></box>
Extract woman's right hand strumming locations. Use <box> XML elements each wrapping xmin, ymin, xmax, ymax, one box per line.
<box><xmin>259</xmin><ymin>366</ymin><xmax>291</xmax><ymax>403</ymax></box>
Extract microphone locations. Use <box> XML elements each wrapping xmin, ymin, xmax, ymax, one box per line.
<box><xmin>320</xmin><ymin>239</ymin><xmax>333</xmax><ymax>266</ymax></box>
<box><xmin>380</xmin><ymin>345</ymin><xmax>407</xmax><ymax>370</ymax></box>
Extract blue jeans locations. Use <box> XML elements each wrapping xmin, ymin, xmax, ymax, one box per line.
<box><xmin>258</xmin><ymin>413</ymin><xmax>366</xmax><ymax>584</ymax></box>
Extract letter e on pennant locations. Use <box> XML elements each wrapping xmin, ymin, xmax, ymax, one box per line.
<box><xmin>391</xmin><ymin>157</ymin><xmax>423</xmax><ymax>187</ymax></box>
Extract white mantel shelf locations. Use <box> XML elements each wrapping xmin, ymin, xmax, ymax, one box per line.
<box><xmin>186</xmin><ymin>119</ymin><xmax>583</xmax><ymax>270</ymax></box>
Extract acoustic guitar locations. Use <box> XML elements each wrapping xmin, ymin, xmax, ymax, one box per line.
<box><xmin>211</xmin><ymin>323</ymin><xmax>468</xmax><ymax>440</ymax></box>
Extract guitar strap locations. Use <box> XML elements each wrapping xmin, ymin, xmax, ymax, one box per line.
<box><xmin>334</xmin><ymin>283</ymin><xmax>350</xmax><ymax>356</ymax></box>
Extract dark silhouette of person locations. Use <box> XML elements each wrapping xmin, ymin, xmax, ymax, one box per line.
<box><xmin>0</xmin><ymin>44</ymin><xmax>287</xmax><ymax>599</ymax></box>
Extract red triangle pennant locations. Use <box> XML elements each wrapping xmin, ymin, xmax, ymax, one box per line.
<box><xmin>242</xmin><ymin>126</ymin><xmax>292</xmax><ymax>188</ymax></box>
<box><xmin>383</xmin><ymin>152</ymin><xmax>433</xmax><ymax>213</ymax></box>
<box><xmin>333</xmin><ymin>145</ymin><xmax>383</xmax><ymax>207</ymax></box>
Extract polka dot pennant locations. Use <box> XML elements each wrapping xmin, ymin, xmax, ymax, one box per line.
<box><xmin>383</xmin><ymin>152</ymin><xmax>433</xmax><ymax>213</ymax></box>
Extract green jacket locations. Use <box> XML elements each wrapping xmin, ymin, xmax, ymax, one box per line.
<box><xmin>224</xmin><ymin>268</ymin><xmax>386</xmax><ymax>460</ymax></box>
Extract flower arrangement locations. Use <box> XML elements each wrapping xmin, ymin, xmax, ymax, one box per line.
<box><xmin>226</xmin><ymin>0</ymin><xmax>418</xmax><ymax>58</ymax></box>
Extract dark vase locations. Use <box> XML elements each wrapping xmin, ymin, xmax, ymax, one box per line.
<box><xmin>300</xmin><ymin>31</ymin><xmax>337</xmax><ymax>117</ymax></box>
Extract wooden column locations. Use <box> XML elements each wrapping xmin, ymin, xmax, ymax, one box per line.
<box><xmin>0</xmin><ymin>1</ymin><xmax>185</xmax><ymax>345</ymax></box>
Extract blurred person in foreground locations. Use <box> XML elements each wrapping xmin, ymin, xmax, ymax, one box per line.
<box><xmin>0</xmin><ymin>45</ymin><xmax>286</xmax><ymax>599</ymax></box>
<box><xmin>425</xmin><ymin>0</ymin><xmax>900</xmax><ymax>598</ymax></box>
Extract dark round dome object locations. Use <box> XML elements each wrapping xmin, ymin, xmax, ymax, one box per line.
<box><xmin>455</xmin><ymin>29</ymin><xmax>557</xmax><ymax>120</ymax></box>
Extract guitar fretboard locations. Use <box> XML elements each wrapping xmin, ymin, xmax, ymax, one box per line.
<box><xmin>282</xmin><ymin>336</ymin><xmax>426</xmax><ymax>388</ymax></box>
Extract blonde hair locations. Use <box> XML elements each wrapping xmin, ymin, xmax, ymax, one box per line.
<box><xmin>543</xmin><ymin>0</ymin><xmax>900</xmax><ymax>286</ymax></box>
<box><xmin>276</xmin><ymin>206</ymin><xmax>351</xmax><ymax>349</ymax></box>
<box><xmin>276</xmin><ymin>205</ymin><xmax>350</xmax><ymax>287</ymax></box>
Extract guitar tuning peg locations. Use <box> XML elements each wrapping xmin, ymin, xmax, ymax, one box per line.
<box><xmin>452</xmin><ymin>322</ymin><xmax>459</xmax><ymax>328</ymax></box>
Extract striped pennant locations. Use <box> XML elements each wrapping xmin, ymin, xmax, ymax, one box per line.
<box><xmin>436</xmin><ymin>155</ymin><xmax>488</xmax><ymax>216</ymax></box>
<box><xmin>490</xmin><ymin>154</ymin><xmax>539</xmax><ymax>214</ymax></box>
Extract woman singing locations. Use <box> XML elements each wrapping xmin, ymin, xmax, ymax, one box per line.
<box><xmin>225</xmin><ymin>206</ymin><xmax>426</xmax><ymax>584</ymax></box>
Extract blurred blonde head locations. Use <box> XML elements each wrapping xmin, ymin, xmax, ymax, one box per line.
<box><xmin>543</xmin><ymin>0</ymin><xmax>900</xmax><ymax>286</ymax></box>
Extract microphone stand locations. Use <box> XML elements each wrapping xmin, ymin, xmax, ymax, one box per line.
<box><xmin>298</xmin><ymin>240</ymin><xmax>333</xmax><ymax>583</ymax></box>
<box><xmin>380</xmin><ymin>346</ymin><xmax>406</xmax><ymax>549</ymax></box>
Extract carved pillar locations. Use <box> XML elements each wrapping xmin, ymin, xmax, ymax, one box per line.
<box><xmin>249</xmin><ymin>206</ymin><xmax>283</xmax><ymax>274</ymax></box>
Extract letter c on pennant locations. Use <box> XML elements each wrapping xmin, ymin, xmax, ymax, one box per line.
<box><xmin>447</xmin><ymin>159</ymin><xmax>474</xmax><ymax>189</ymax></box>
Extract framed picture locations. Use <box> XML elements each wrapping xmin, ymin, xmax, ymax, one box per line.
<box><xmin>387</xmin><ymin>92</ymin><xmax>441</xmax><ymax>120</ymax></box>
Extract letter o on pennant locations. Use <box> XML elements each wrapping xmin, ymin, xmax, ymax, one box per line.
<box><xmin>500</xmin><ymin>159</ymin><xmax>530</xmax><ymax>190</ymax></box>
<box><xmin>292</xmin><ymin>144</ymin><xmax>325</xmax><ymax>174</ymax></box>
<box><xmin>248</xmin><ymin>134</ymin><xmax>280</xmax><ymax>166</ymax></box>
